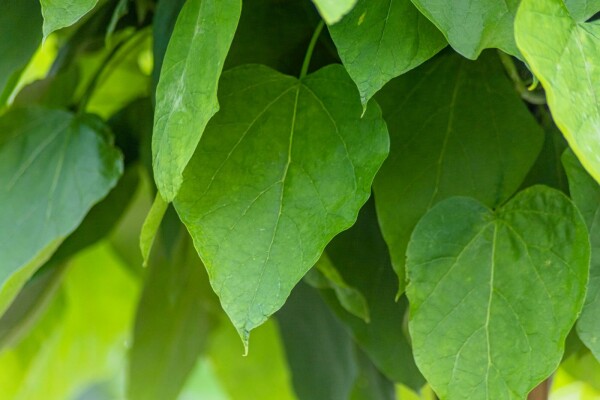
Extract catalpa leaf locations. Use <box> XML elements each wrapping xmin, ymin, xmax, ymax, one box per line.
<box><xmin>406</xmin><ymin>186</ymin><xmax>589</xmax><ymax>399</ymax></box>
<box><xmin>40</xmin><ymin>0</ymin><xmax>98</xmax><ymax>38</ymax></box>
<box><xmin>410</xmin><ymin>0</ymin><xmax>520</xmax><ymax>58</ymax></box>
<box><xmin>374</xmin><ymin>51</ymin><xmax>543</xmax><ymax>294</ymax></box>
<box><xmin>516</xmin><ymin>0</ymin><xmax>600</xmax><ymax>189</ymax></box>
<box><xmin>329</xmin><ymin>0</ymin><xmax>446</xmax><ymax>105</ymax></box>
<box><xmin>173</xmin><ymin>64</ymin><xmax>389</xmax><ymax>347</ymax></box>
<box><xmin>0</xmin><ymin>108</ymin><xmax>123</xmax><ymax>317</ymax></box>
<box><xmin>312</xmin><ymin>0</ymin><xmax>358</xmax><ymax>24</ymax></box>
<box><xmin>153</xmin><ymin>0</ymin><xmax>241</xmax><ymax>202</ymax></box>
<box><xmin>563</xmin><ymin>150</ymin><xmax>600</xmax><ymax>361</ymax></box>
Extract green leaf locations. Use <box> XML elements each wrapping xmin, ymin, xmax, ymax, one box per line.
<box><xmin>321</xmin><ymin>199</ymin><xmax>424</xmax><ymax>390</ymax></box>
<box><xmin>139</xmin><ymin>193</ymin><xmax>168</xmax><ymax>266</ymax></box>
<box><xmin>277</xmin><ymin>282</ymin><xmax>359</xmax><ymax>400</ymax></box>
<box><xmin>564</xmin><ymin>0</ymin><xmax>600</xmax><ymax>22</ymax></box>
<box><xmin>328</xmin><ymin>0</ymin><xmax>446</xmax><ymax>105</ymax></box>
<box><xmin>515</xmin><ymin>0</ymin><xmax>600</xmax><ymax>189</ymax></box>
<box><xmin>40</xmin><ymin>0</ymin><xmax>99</xmax><ymax>38</ymax></box>
<box><xmin>0</xmin><ymin>108</ymin><xmax>123</xmax><ymax>317</ymax></box>
<box><xmin>410</xmin><ymin>0</ymin><xmax>520</xmax><ymax>58</ymax></box>
<box><xmin>152</xmin><ymin>0</ymin><xmax>241</xmax><ymax>202</ymax></box>
<box><xmin>406</xmin><ymin>186</ymin><xmax>590</xmax><ymax>399</ymax></box>
<box><xmin>173</xmin><ymin>64</ymin><xmax>389</xmax><ymax>346</ymax></box>
<box><xmin>306</xmin><ymin>254</ymin><xmax>370</xmax><ymax>322</ymax></box>
<box><xmin>374</xmin><ymin>51</ymin><xmax>543</xmax><ymax>294</ymax></box>
<box><xmin>128</xmin><ymin>214</ymin><xmax>218</xmax><ymax>400</ymax></box>
<box><xmin>0</xmin><ymin>0</ymin><xmax>42</xmax><ymax>100</ymax></box>
<box><xmin>350</xmin><ymin>348</ymin><xmax>396</xmax><ymax>400</ymax></box>
<box><xmin>563</xmin><ymin>149</ymin><xmax>600</xmax><ymax>361</ymax></box>
<box><xmin>312</xmin><ymin>0</ymin><xmax>358</xmax><ymax>24</ymax></box>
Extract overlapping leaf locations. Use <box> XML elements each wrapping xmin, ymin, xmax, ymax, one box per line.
<box><xmin>173</xmin><ymin>64</ymin><xmax>389</xmax><ymax>346</ymax></box>
<box><xmin>516</xmin><ymin>0</ymin><xmax>600</xmax><ymax>189</ymax></box>
<box><xmin>563</xmin><ymin>150</ymin><xmax>600</xmax><ymax>361</ymax></box>
<box><xmin>374</xmin><ymin>51</ymin><xmax>543</xmax><ymax>293</ymax></box>
<box><xmin>410</xmin><ymin>0</ymin><xmax>520</xmax><ymax>58</ymax></box>
<box><xmin>329</xmin><ymin>0</ymin><xmax>446</xmax><ymax>105</ymax></box>
<box><xmin>40</xmin><ymin>0</ymin><xmax>98</xmax><ymax>38</ymax></box>
<box><xmin>406</xmin><ymin>186</ymin><xmax>589</xmax><ymax>399</ymax></box>
<box><xmin>0</xmin><ymin>108</ymin><xmax>122</xmax><ymax>317</ymax></box>
<box><xmin>153</xmin><ymin>0</ymin><xmax>241</xmax><ymax>201</ymax></box>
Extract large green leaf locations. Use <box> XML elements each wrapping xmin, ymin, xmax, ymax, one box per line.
<box><xmin>374</xmin><ymin>51</ymin><xmax>543</xmax><ymax>293</ymax></box>
<box><xmin>40</xmin><ymin>0</ymin><xmax>98</xmax><ymax>38</ymax></box>
<box><xmin>328</xmin><ymin>0</ymin><xmax>446</xmax><ymax>105</ymax></box>
<box><xmin>564</xmin><ymin>0</ymin><xmax>600</xmax><ymax>22</ymax></box>
<box><xmin>277</xmin><ymin>281</ymin><xmax>359</xmax><ymax>400</ymax></box>
<box><xmin>563</xmin><ymin>150</ymin><xmax>600</xmax><ymax>361</ymax></box>
<box><xmin>0</xmin><ymin>0</ymin><xmax>42</xmax><ymax>101</ymax></box>
<box><xmin>152</xmin><ymin>0</ymin><xmax>241</xmax><ymax>202</ymax></box>
<box><xmin>0</xmin><ymin>108</ymin><xmax>123</xmax><ymax>316</ymax></box>
<box><xmin>410</xmin><ymin>0</ymin><xmax>520</xmax><ymax>58</ymax></box>
<box><xmin>406</xmin><ymin>186</ymin><xmax>590</xmax><ymax>399</ymax></box>
<box><xmin>128</xmin><ymin>214</ymin><xmax>218</xmax><ymax>400</ymax></box>
<box><xmin>312</xmin><ymin>0</ymin><xmax>358</xmax><ymax>24</ymax></box>
<box><xmin>320</xmin><ymin>199</ymin><xmax>424</xmax><ymax>390</ymax></box>
<box><xmin>173</xmin><ymin>64</ymin><xmax>389</xmax><ymax>346</ymax></box>
<box><xmin>515</xmin><ymin>0</ymin><xmax>600</xmax><ymax>189</ymax></box>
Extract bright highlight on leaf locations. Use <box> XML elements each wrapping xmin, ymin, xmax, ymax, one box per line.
<box><xmin>410</xmin><ymin>0</ymin><xmax>521</xmax><ymax>59</ymax></box>
<box><xmin>328</xmin><ymin>0</ymin><xmax>446</xmax><ymax>105</ymax></box>
<box><xmin>374</xmin><ymin>51</ymin><xmax>543</xmax><ymax>294</ymax></box>
<box><xmin>516</xmin><ymin>0</ymin><xmax>600</xmax><ymax>190</ymax></box>
<box><xmin>40</xmin><ymin>0</ymin><xmax>99</xmax><ymax>38</ymax></box>
<box><xmin>173</xmin><ymin>64</ymin><xmax>389</xmax><ymax>348</ymax></box>
<box><xmin>0</xmin><ymin>108</ymin><xmax>122</xmax><ymax>317</ymax></box>
<box><xmin>311</xmin><ymin>0</ymin><xmax>358</xmax><ymax>25</ymax></box>
<box><xmin>152</xmin><ymin>0</ymin><xmax>241</xmax><ymax>202</ymax></box>
<box><xmin>406</xmin><ymin>186</ymin><xmax>590</xmax><ymax>400</ymax></box>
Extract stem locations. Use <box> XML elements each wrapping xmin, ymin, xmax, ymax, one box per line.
<box><xmin>528</xmin><ymin>378</ymin><xmax>551</xmax><ymax>400</ymax></box>
<box><xmin>497</xmin><ymin>50</ymin><xmax>546</xmax><ymax>105</ymax></box>
<box><xmin>300</xmin><ymin>21</ymin><xmax>325</xmax><ymax>79</ymax></box>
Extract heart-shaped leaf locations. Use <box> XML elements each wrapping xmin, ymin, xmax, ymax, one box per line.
<box><xmin>406</xmin><ymin>186</ymin><xmax>589</xmax><ymax>399</ymax></box>
<box><xmin>173</xmin><ymin>64</ymin><xmax>389</xmax><ymax>347</ymax></box>
<box><xmin>516</xmin><ymin>0</ymin><xmax>600</xmax><ymax>188</ymax></box>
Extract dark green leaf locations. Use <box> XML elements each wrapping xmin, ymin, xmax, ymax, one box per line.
<box><xmin>329</xmin><ymin>0</ymin><xmax>446</xmax><ymax>104</ymax></box>
<box><xmin>173</xmin><ymin>64</ymin><xmax>389</xmax><ymax>346</ymax></box>
<box><xmin>0</xmin><ymin>108</ymin><xmax>123</xmax><ymax>316</ymax></box>
<box><xmin>563</xmin><ymin>149</ymin><xmax>600</xmax><ymax>361</ymax></box>
<box><xmin>0</xmin><ymin>0</ymin><xmax>42</xmax><ymax>102</ymax></box>
<box><xmin>321</xmin><ymin>199</ymin><xmax>424</xmax><ymax>390</ymax></box>
<box><xmin>128</xmin><ymin>212</ymin><xmax>218</xmax><ymax>400</ymax></box>
<box><xmin>410</xmin><ymin>0</ymin><xmax>520</xmax><ymax>58</ymax></box>
<box><xmin>277</xmin><ymin>281</ymin><xmax>359</xmax><ymax>400</ymax></box>
<box><xmin>152</xmin><ymin>0</ymin><xmax>241</xmax><ymax>201</ymax></box>
<box><xmin>374</xmin><ymin>51</ymin><xmax>543</xmax><ymax>293</ymax></box>
<box><xmin>406</xmin><ymin>186</ymin><xmax>589</xmax><ymax>399</ymax></box>
<box><xmin>350</xmin><ymin>348</ymin><xmax>396</xmax><ymax>400</ymax></box>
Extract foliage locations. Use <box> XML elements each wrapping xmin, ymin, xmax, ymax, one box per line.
<box><xmin>2</xmin><ymin>0</ymin><xmax>600</xmax><ymax>399</ymax></box>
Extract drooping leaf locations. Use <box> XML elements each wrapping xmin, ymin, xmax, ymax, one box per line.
<box><xmin>374</xmin><ymin>51</ymin><xmax>543</xmax><ymax>293</ymax></box>
<box><xmin>406</xmin><ymin>186</ymin><xmax>590</xmax><ymax>399</ymax></box>
<box><xmin>40</xmin><ymin>0</ymin><xmax>99</xmax><ymax>38</ymax></box>
<box><xmin>563</xmin><ymin>149</ymin><xmax>600</xmax><ymax>361</ymax></box>
<box><xmin>312</xmin><ymin>0</ymin><xmax>358</xmax><ymax>24</ymax></box>
<box><xmin>0</xmin><ymin>243</ymin><xmax>139</xmax><ymax>400</ymax></box>
<box><xmin>207</xmin><ymin>318</ymin><xmax>296</xmax><ymax>400</ymax></box>
<box><xmin>410</xmin><ymin>0</ymin><xmax>520</xmax><ymax>58</ymax></box>
<box><xmin>564</xmin><ymin>0</ymin><xmax>600</xmax><ymax>22</ymax></box>
<box><xmin>106</xmin><ymin>0</ymin><xmax>129</xmax><ymax>44</ymax></box>
<box><xmin>0</xmin><ymin>0</ymin><xmax>42</xmax><ymax>102</ymax></box>
<box><xmin>173</xmin><ymin>64</ymin><xmax>389</xmax><ymax>346</ymax></box>
<box><xmin>128</xmin><ymin>213</ymin><xmax>218</xmax><ymax>400</ymax></box>
<box><xmin>328</xmin><ymin>0</ymin><xmax>446</xmax><ymax>105</ymax></box>
<box><xmin>320</xmin><ymin>199</ymin><xmax>424</xmax><ymax>390</ymax></box>
<box><xmin>305</xmin><ymin>254</ymin><xmax>370</xmax><ymax>322</ymax></box>
<box><xmin>515</xmin><ymin>0</ymin><xmax>600</xmax><ymax>189</ymax></box>
<box><xmin>277</xmin><ymin>281</ymin><xmax>359</xmax><ymax>400</ymax></box>
<box><xmin>139</xmin><ymin>193</ymin><xmax>168</xmax><ymax>266</ymax></box>
<box><xmin>0</xmin><ymin>108</ymin><xmax>123</xmax><ymax>317</ymax></box>
<box><xmin>152</xmin><ymin>0</ymin><xmax>241</xmax><ymax>202</ymax></box>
